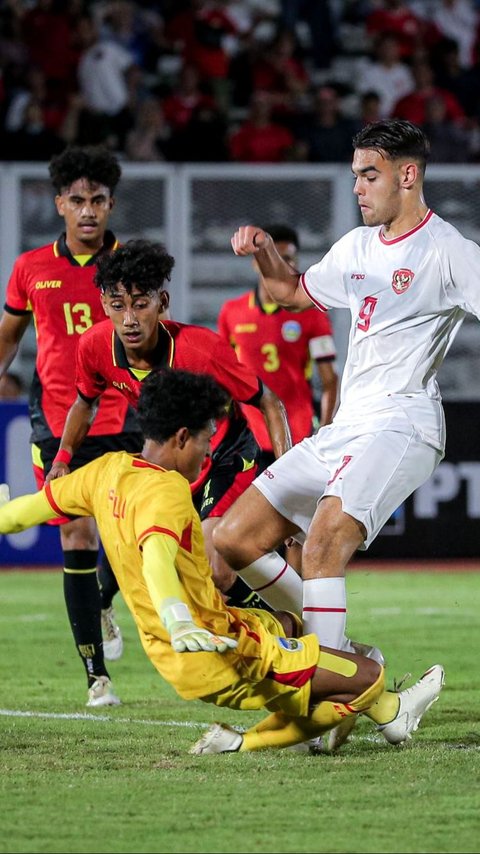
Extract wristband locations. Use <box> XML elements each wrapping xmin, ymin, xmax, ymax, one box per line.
<box><xmin>160</xmin><ymin>600</ymin><xmax>192</xmax><ymax>633</ymax></box>
<box><xmin>53</xmin><ymin>449</ymin><xmax>72</xmax><ymax>466</ymax></box>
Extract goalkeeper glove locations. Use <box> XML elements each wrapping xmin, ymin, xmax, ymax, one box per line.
<box><xmin>0</xmin><ymin>484</ymin><xmax>10</xmax><ymax>507</ymax></box>
<box><xmin>161</xmin><ymin>599</ymin><xmax>238</xmax><ymax>653</ymax></box>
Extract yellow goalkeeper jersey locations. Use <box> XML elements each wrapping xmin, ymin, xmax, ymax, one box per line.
<box><xmin>45</xmin><ymin>452</ymin><xmax>297</xmax><ymax>700</ymax></box>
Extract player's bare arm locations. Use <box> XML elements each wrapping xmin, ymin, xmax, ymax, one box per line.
<box><xmin>0</xmin><ymin>312</ymin><xmax>32</xmax><ymax>378</ymax></box>
<box><xmin>46</xmin><ymin>394</ymin><xmax>99</xmax><ymax>482</ymax></box>
<box><xmin>231</xmin><ymin>226</ymin><xmax>313</xmax><ymax>310</ymax></box>
<box><xmin>317</xmin><ymin>361</ymin><xmax>338</xmax><ymax>427</ymax></box>
<box><xmin>259</xmin><ymin>385</ymin><xmax>292</xmax><ymax>458</ymax></box>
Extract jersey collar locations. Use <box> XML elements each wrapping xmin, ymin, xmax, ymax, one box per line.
<box><xmin>379</xmin><ymin>210</ymin><xmax>433</xmax><ymax>245</ymax></box>
<box><xmin>252</xmin><ymin>287</ymin><xmax>281</xmax><ymax>315</ymax></box>
<box><xmin>53</xmin><ymin>230</ymin><xmax>119</xmax><ymax>265</ymax></box>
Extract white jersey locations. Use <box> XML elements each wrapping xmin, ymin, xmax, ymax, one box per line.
<box><xmin>301</xmin><ymin>210</ymin><xmax>480</xmax><ymax>451</ymax></box>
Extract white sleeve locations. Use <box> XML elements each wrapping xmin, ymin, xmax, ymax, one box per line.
<box><xmin>442</xmin><ymin>233</ymin><xmax>480</xmax><ymax>320</ymax></box>
<box><xmin>300</xmin><ymin>239</ymin><xmax>350</xmax><ymax>310</ymax></box>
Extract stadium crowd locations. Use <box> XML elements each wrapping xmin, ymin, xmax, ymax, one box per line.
<box><xmin>2</xmin><ymin>0</ymin><xmax>480</xmax><ymax>164</ymax></box>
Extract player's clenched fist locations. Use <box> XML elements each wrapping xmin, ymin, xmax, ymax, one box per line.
<box><xmin>231</xmin><ymin>226</ymin><xmax>270</xmax><ymax>256</ymax></box>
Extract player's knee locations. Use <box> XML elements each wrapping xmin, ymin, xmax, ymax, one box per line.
<box><xmin>211</xmin><ymin>516</ymin><xmax>242</xmax><ymax>564</ymax></box>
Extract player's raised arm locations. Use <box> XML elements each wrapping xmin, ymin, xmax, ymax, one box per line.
<box><xmin>231</xmin><ymin>225</ymin><xmax>313</xmax><ymax>311</ymax></box>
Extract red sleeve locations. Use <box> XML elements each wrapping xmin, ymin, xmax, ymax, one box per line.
<box><xmin>188</xmin><ymin>327</ymin><xmax>261</xmax><ymax>404</ymax></box>
<box><xmin>5</xmin><ymin>256</ymin><xmax>30</xmax><ymax>312</ymax></box>
<box><xmin>210</xmin><ymin>334</ymin><xmax>261</xmax><ymax>403</ymax></box>
<box><xmin>217</xmin><ymin>303</ymin><xmax>232</xmax><ymax>344</ymax></box>
<box><xmin>75</xmin><ymin>329</ymin><xmax>107</xmax><ymax>400</ymax></box>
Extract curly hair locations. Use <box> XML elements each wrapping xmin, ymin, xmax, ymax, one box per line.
<box><xmin>48</xmin><ymin>146</ymin><xmax>122</xmax><ymax>194</ymax></box>
<box><xmin>352</xmin><ymin>119</ymin><xmax>430</xmax><ymax>174</ymax></box>
<box><xmin>137</xmin><ymin>369</ymin><xmax>229</xmax><ymax>442</ymax></box>
<box><xmin>94</xmin><ymin>239</ymin><xmax>175</xmax><ymax>294</ymax></box>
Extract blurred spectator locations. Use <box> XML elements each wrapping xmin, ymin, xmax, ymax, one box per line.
<box><xmin>169</xmin><ymin>101</ymin><xmax>229</xmax><ymax>161</ymax></box>
<box><xmin>229</xmin><ymin>90</ymin><xmax>295</xmax><ymax>162</ymax></box>
<box><xmin>0</xmin><ymin>96</ymin><xmax>65</xmax><ymax>160</ymax></box>
<box><xmin>20</xmin><ymin>0</ymin><xmax>81</xmax><ymax>94</ymax></box>
<box><xmin>392</xmin><ymin>58</ymin><xmax>466</xmax><ymax>125</ymax></box>
<box><xmin>356</xmin><ymin>33</ymin><xmax>414</xmax><ymax>118</ymax></box>
<box><xmin>422</xmin><ymin>93</ymin><xmax>473</xmax><ymax>161</ymax></box>
<box><xmin>3</xmin><ymin>66</ymin><xmax>69</xmax><ymax>135</ymax></box>
<box><xmin>125</xmin><ymin>96</ymin><xmax>171</xmax><ymax>161</ymax></box>
<box><xmin>76</xmin><ymin>13</ymin><xmax>138</xmax><ymax>149</ymax></box>
<box><xmin>354</xmin><ymin>89</ymin><xmax>383</xmax><ymax>130</ymax></box>
<box><xmin>251</xmin><ymin>27</ymin><xmax>310</xmax><ymax>121</ymax></box>
<box><xmin>295</xmin><ymin>84</ymin><xmax>357</xmax><ymax>162</ymax></box>
<box><xmin>1</xmin><ymin>0</ymin><xmax>479</xmax><ymax>165</ymax></box>
<box><xmin>279</xmin><ymin>0</ymin><xmax>340</xmax><ymax>69</ymax></box>
<box><xmin>365</xmin><ymin>0</ymin><xmax>440</xmax><ymax>60</ymax></box>
<box><xmin>162</xmin><ymin>64</ymin><xmax>216</xmax><ymax>133</ymax></box>
<box><xmin>430</xmin><ymin>0</ymin><xmax>479</xmax><ymax>69</ymax></box>
<box><xmin>0</xmin><ymin>370</ymin><xmax>25</xmax><ymax>402</ymax></box>
<box><xmin>94</xmin><ymin>0</ymin><xmax>166</xmax><ymax>73</ymax></box>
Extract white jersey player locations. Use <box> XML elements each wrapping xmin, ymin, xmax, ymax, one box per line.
<box><xmin>213</xmin><ymin>119</ymin><xmax>480</xmax><ymax>661</ymax></box>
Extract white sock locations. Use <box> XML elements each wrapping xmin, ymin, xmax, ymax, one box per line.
<box><xmin>302</xmin><ymin>577</ymin><xmax>347</xmax><ymax>649</ymax></box>
<box><xmin>238</xmin><ymin>552</ymin><xmax>303</xmax><ymax>615</ymax></box>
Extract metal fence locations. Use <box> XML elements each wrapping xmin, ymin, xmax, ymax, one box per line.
<box><xmin>1</xmin><ymin>161</ymin><xmax>479</xmax><ymax>399</ymax></box>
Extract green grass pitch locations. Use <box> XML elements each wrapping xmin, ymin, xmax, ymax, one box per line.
<box><xmin>0</xmin><ymin>566</ymin><xmax>479</xmax><ymax>854</ymax></box>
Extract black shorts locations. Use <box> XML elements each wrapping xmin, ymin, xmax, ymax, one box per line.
<box><xmin>33</xmin><ymin>433</ymin><xmax>144</xmax><ymax>479</ymax></box>
<box><xmin>32</xmin><ymin>433</ymin><xmax>144</xmax><ymax>526</ymax></box>
<box><xmin>193</xmin><ymin>427</ymin><xmax>260</xmax><ymax>521</ymax></box>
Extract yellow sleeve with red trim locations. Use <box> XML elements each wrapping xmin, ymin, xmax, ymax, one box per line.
<box><xmin>0</xmin><ymin>491</ymin><xmax>58</xmax><ymax>534</ymax></box>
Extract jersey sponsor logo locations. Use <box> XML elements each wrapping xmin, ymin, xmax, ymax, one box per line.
<box><xmin>263</xmin><ymin>468</ymin><xmax>275</xmax><ymax>479</ymax></box>
<box><xmin>281</xmin><ymin>320</ymin><xmax>301</xmax><ymax>342</ymax></box>
<box><xmin>234</xmin><ymin>323</ymin><xmax>257</xmax><ymax>333</ymax></box>
<box><xmin>350</xmin><ymin>273</ymin><xmax>366</xmax><ymax>280</ymax></box>
<box><xmin>241</xmin><ymin>458</ymin><xmax>255</xmax><ymax>472</ymax></box>
<box><xmin>113</xmin><ymin>380</ymin><xmax>133</xmax><ymax>392</ymax></box>
<box><xmin>392</xmin><ymin>268</ymin><xmax>415</xmax><ymax>294</ymax></box>
<box><xmin>35</xmin><ymin>280</ymin><xmax>62</xmax><ymax>289</ymax></box>
<box><xmin>277</xmin><ymin>636</ymin><xmax>304</xmax><ymax>652</ymax></box>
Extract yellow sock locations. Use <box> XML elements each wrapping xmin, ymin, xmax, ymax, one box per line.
<box><xmin>363</xmin><ymin>690</ymin><xmax>400</xmax><ymax>725</ymax></box>
<box><xmin>241</xmin><ymin>712</ymin><xmax>322</xmax><ymax>751</ymax></box>
<box><xmin>349</xmin><ymin>667</ymin><xmax>386</xmax><ymax>713</ymax></box>
<box><xmin>240</xmin><ymin>669</ymin><xmax>390</xmax><ymax>751</ymax></box>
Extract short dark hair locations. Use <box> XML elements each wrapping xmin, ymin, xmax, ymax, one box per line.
<box><xmin>262</xmin><ymin>224</ymin><xmax>299</xmax><ymax>250</ymax></box>
<box><xmin>49</xmin><ymin>146</ymin><xmax>122</xmax><ymax>194</ymax></box>
<box><xmin>352</xmin><ymin>119</ymin><xmax>430</xmax><ymax>173</ymax></box>
<box><xmin>137</xmin><ymin>368</ymin><xmax>229</xmax><ymax>442</ymax></box>
<box><xmin>94</xmin><ymin>239</ymin><xmax>175</xmax><ymax>295</ymax></box>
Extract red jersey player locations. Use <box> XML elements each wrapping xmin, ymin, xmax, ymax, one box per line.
<box><xmin>48</xmin><ymin>239</ymin><xmax>292</xmax><ymax>606</ymax></box>
<box><xmin>0</xmin><ymin>146</ymin><xmax>142</xmax><ymax>707</ymax></box>
<box><xmin>218</xmin><ymin>224</ymin><xmax>338</xmax><ymax>471</ymax></box>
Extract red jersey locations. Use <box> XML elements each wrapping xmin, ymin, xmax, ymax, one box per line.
<box><xmin>218</xmin><ymin>289</ymin><xmax>336</xmax><ymax>451</ymax></box>
<box><xmin>75</xmin><ymin>318</ymin><xmax>264</xmax><ymax>458</ymax></box>
<box><xmin>4</xmin><ymin>232</ymin><xmax>136</xmax><ymax>441</ymax></box>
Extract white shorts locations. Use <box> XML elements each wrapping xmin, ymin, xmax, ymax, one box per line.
<box><xmin>254</xmin><ymin>417</ymin><xmax>442</xmax><ymax>550</ymax></box>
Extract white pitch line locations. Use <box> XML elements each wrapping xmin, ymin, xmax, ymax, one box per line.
<box><xmin>0</xmin><ymin>708</ymin><xmax>209</xmax><ymax>728</ymax></box>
